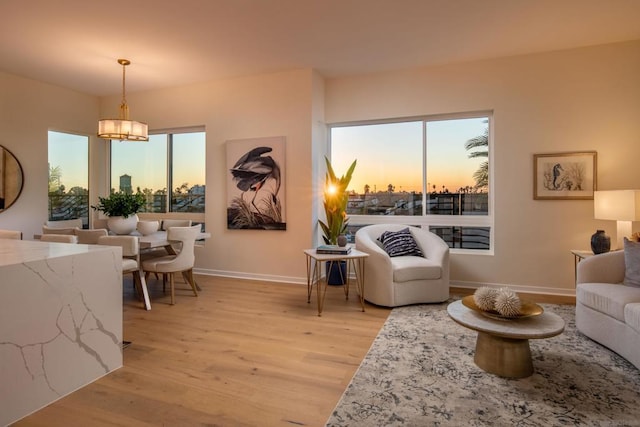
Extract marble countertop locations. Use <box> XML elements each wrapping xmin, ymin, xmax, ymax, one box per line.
<box><xmin>0</xmin><ymin>239</ymin><xmax>117</xmax><ymax>267</ymax></box>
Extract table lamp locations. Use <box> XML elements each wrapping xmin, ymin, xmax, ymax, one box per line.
<box><xmin>594</xmin><ymin>190</ymin><xmax>640</xmax><ymax>249</ymax></box>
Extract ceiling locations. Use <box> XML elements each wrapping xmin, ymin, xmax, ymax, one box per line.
<box><xmin>2</xmin><ymin>0</ymin><xmax>640</xmax><ymax>97</ymax></box>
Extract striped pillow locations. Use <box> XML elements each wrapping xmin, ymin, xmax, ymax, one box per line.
<box><xmin>378</xmin><ymin>227</ymin><xmax>424</xmax><ymax>257</ymax></box>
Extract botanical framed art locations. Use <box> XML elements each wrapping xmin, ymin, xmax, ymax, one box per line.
<box><xmin>226</xmin><ymin>136</ymin><xmax>286</xmax><ymax>230</ymax></box>
<box><xmin>533</xmin><ymin>151</ymin><xmax>597</xmax><ymax>200</ymax></box>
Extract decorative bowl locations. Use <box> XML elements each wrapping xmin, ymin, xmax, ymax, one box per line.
<box><xmin>136</xmin><ymin>220</ymin><xmax>159</xmax><ymax>236</ymax></box>
<box><xmin>461</xmin><ymin>295</ymin><xmax>543</xmax><ymax>320</ymax></box>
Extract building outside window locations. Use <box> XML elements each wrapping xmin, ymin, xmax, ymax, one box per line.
<box><xmin>329</xmin><ymin>112</ymin><xmax>492</xmax><ymax>252</ymax></box>
<box><xmin>48</xmin><ymin>130</ymin><xmax>89</xmax><ymax>228</ymax></box>
<box><xmin>110</xmin><ymin>129</ymin><xmax>206</xmax><ymax>215</ymax></box>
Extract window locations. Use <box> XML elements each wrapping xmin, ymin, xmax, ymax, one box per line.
<box><xmin>48</xmin><ymin>131</ymin><xmax>89</xmax><ymax>228</ymax></box>
<box><xmin>330</xmin><ymin>113</ymin><xmax>492</xmax><ymax>252</ymax></box>
<box><xmin>110</xmin><ymin>129</ymin><xmax>206</xmax><ymax>214</ymax></box>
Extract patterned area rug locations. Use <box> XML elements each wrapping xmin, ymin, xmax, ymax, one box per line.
<box><xmin>326</xmin><ymin>300</ymin><xmax>640</xmax><ymax>426</ymax></box>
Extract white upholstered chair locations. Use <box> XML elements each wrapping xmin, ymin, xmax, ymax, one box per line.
<box><xmin>42</xmin><ymin>225</ymin><xmax>78</xmax><ymax>235</ymax></box>
<box><xmin>355</xmin><ymin>224</ymin><xmax>450</xmax><ymax>307</ymax></box>
<box><xmin>97</xmin><ymin>235</ymin><xmax>151</xmax><ymax>310</ymax></box>
<box><xmin>45</xmin><ymin>218</ymin><xmax>83</xmax><ymax>228</ymax></box>
<box><xmin>161</xmin><ymin>219</ymin><xmax>192</xmax><ymax>230</ymax></box>
<box><xmin>142</xmin><ymin>224</ymin><xmax>201</xmax><ymax>305</ymax></box>
<box><xmin>0</xmin><ymin>229</ymin><xmax>22</xmax><ymax>239</ymax></box>
<box><xmin>75</xmin><ymin>228</ymin><xmax>108</xmax><ymax>244</ymax></box>
<box><xmin>40</xmin><ymin>234</ymin><xmax>78</xmax><ymax>243</ymax></box>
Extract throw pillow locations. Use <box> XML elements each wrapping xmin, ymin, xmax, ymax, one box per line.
<box><xmin>624</xmin><ymin>237</ymin><xmax>640</xmax><ymax>287</ymax></box>
<box><xmin>378</xmin><ymin>227</ymin><xmax>424</xmax><ymax>257</ymax></box>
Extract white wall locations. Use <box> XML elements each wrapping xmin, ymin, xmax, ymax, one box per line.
<box><xmin>325</xmin><ymin>40</ymin><xmax>640</xmax><ymax>295</ymax></box>
<box><xmin>0</xmin><ymin>71</ymin><xmax>100</xmax><ymax>240</ymax></box>
<box><xmin>101</xmin><ymin>69</ymin><xmax>317</xmax><ymax>282</ymax></box>
<box><xmin>3</xmin><ymin>40</ymin><xmax>639</xmax><ymax>294</ymax></box>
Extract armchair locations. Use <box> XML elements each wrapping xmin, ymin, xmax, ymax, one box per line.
<box><xmin>355</xmin><ymin>224</ymin><xmax>450</xmax><ymax>307</ymax></box>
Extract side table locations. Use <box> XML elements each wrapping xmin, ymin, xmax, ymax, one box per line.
<box><xmin>570</xmin><ymin>249</ymin><xmax>593</xmax><ymax>284</ymax></box>
<box><xmin>303</xmin><ymin>248</ymin><xmax>369</xmax><ymax>316</ymax></box>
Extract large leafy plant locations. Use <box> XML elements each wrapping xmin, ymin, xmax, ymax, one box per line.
<box><xmin>91</xmin><ymin>192</ymin><xmax>145</xmax><ymax>218</ymax></box>
<box><xmin>319</xmin><ymin>156</ymin><xmax>357</xmax><ymax>245</ymax></box>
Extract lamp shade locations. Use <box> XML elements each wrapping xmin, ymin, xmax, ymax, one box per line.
<box><xmin>594</xmin><ymin>190</ymin><xmax>640</xmax><ymax>221</ymax></box>
<box><xmin>98</xmin><ymin>119</ymin><xmax>148</xmax><ymax>141</ymax></box>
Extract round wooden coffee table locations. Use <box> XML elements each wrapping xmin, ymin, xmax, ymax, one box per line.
<box><xmin>447</xmin><ymin>299</ymin><xmax>565</xmax><ymax>378</ymax></box>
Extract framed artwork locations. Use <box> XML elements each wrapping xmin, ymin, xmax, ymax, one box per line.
<box><xmin>226</xmin><ymin>136</ymin><xmax>286</xmax><ymax>230</ymax></box>
<box><xmin>533</xmin><ymin>151</ymin><xmax>597</xmax><ymax>200</ymax></box>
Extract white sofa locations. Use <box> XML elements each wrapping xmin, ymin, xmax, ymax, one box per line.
<box><xmin>576</xmin><ymin>250</ymin><xmax>640</xmax><ymax>370</ymax></box>
<box><xmin>355</xmin><ymin>224</ymin><xmax>449</xmax><ymax>307</ymax></box>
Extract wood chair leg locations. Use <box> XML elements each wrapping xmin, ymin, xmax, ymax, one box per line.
<box><xmin>169</xmin><ymin>273</ymin><xmax>175</xmax><ymax>305</ymax></box>
<box><xmin>185</xmin><ymin>269</ymin><xmax>198</xmax><ymax>297</ymax></box>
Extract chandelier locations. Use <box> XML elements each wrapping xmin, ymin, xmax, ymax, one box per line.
<box><xmin>97</xmin><ymin>59</ymin><xmax>148</xmax><ymax>141</ymax></box>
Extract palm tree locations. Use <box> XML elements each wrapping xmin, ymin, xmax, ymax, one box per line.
<box><xmin>49</xmin><ymin>165</ymin><xmax>62</xmax><ymax>193</ymax></box>
<box><xmin>464</xmin><ymin>126</ymin><xmax>488</xmax><ymax>190</ymax></box>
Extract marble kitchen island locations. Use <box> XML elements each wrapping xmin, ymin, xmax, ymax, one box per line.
<box><xmin>0</xmin><ymin>239</ymin><xmax>123</xmax><ymax>426</ymax></box>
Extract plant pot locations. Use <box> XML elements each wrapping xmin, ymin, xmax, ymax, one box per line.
<box><xmin>326</xmin><ymin>260</ymin><xmax>347</xmax><ymax>286</ymax></box>
<box><xmin>107</xmin><ymin>214</ymin><xmax>138</xmax><ymax>235</ymax></box>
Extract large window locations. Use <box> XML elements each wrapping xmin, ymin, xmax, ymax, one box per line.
<box><xmin>48</xmin><ymin>131</ymin><xmax>89</xmax><ymax>227</ymax></box>
<box><xmin>330</xmin><ymin>113</ymin><xmax>492</xmax><ymax>252</ymax></box>
<box><xmin>110</xmin><ymin>129</ymin><xmax>206</xmax><ymax>214</ymax></box>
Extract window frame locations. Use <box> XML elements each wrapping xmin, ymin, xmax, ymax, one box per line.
<box><xmin>47</xmin><ymin>130</ymin><xmax>90</xmax><ymax>228</ymax></box>
<box><xmin>108</xmin><ymin>126</ymin><xmax>206</xmax><ymax>223</ymax></box>
<box><xmin>328</xmin><ymin>111</ymin><xmax>494</xmax><ymax>255</ymax></box>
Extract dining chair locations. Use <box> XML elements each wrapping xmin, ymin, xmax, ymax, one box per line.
<box><xmin>75</xmin><ymin>228</ymin><xmax>108</xmax><ymax>244</ymax></box>
<box><xmin>97</xmin><ymin>235</ymin><xmax>151</xmax><ymax>310</ymax></box>
<box><xmin>40</xmin><ymin>234</ymin><xmax>78</xmax><ymax>243</ymax></box>
<box><xmin>0</xmin><ymin>229</ymin><xmax>22</xmax><ymax>239</ymax></box>
<box><xmin>45</xmin><ymin>218</ymin><xmax>83</xmax><ymax>228</ymax></box>
<box><xmin>42</xmin><ymin>225</ymin><xmax>78</xmax><ymax>235</ymax></box>
<box><xmin>142</xmin><ymin>224</ymin><xmax>201</xmax><ymax>305</ymax></box>
<box><xmin>161</xmin><ymin>219</ymin><xmax>192</xmax><ymax>230</ymax></box>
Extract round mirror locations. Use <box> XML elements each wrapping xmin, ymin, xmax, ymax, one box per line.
<box><xmin>0</xmin><ymin>145</ymin><xmax>24</xmax><ymax>212</ymax></box>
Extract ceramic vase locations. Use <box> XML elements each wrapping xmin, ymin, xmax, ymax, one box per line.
<box><xmin>107</xmin><ymin>214</ymin><xmax>138</xmax><ymax>235</ymax></box>
<box><xmin>591</xmin><ymin>229</ymin><xmax>611</xmax><ymax>254</ymax></box>
<box><xmin>337</xmin><ymin>235</ymin><xmax>348</xmax><ymax>247</ymax></box>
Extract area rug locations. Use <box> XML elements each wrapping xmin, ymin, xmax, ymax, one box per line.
<box><xmin>326</xmin><ymin>300</ymin><xmax>640</xmax><ymax>426</ymax></box>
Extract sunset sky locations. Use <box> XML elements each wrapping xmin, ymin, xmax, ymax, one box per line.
<box><xmin>330</xmin><ymin>117</ymin><xmax>488</xmax><ymax>194</ymax></box>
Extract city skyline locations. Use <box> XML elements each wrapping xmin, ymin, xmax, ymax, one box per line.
<box><xmin>330</xmin><ymin>117</ymin><xmax>488</xmax><ymax>195</ymax></box>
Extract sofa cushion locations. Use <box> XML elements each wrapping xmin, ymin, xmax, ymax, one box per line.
<box><xmin>577</xmin><ymin>283</ymin><xmax>640</xmax><ymax>322</ymax></box>
<box><xmin>624</xmin><ymin>237</ymin><xmax>640</xmax><ymax>287</ymax></box>
<box><xmin>391</xmin><ymin>256</ymin><xmax>441</xmax><ymax>282</ymax></box>
<box><xmin>378</xmin><ymin>227</ymin><xmax>424</xmax><ymax>258</ymax></box>
<box><xmin>625</xmin><ymin>303</ymin><xmax>640</xmax><ymax>335</ymax></box>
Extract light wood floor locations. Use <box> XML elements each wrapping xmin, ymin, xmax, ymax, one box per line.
<box><xmin>14</xmin><ymin>278</ymin><xmax>573</xmax><ymax>427</ymax></box>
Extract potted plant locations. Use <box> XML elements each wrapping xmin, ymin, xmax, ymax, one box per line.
<box><xmin>319</xmin><ymin>156</ymin><xmax>356</xmax><ymax>284</ymax></box>
<box><xmin>319</xmin><ymin>156</ymin><xmax>357</xmax><ymax>245</ymax></box>
<box><xmin>91</xmin><ymin>191</ymin><xmax>145</xmax><ymax>235</ymax></box>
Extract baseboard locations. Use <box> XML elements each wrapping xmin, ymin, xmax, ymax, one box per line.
<box><xmin>193</xmin><ymin>268</ymin><xmax>305</xmax><ymax>285</ymax></box>
<box><xmin>193</xmin><ymin>268</ymin><xmax>577</xmax><ymax>302</ymax></box>
<box><xmin>450</xmin><ymin>280</ymin><xmax>575</xmax><ymax>297</ymax></box>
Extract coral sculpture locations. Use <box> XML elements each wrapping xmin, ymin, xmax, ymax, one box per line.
<box><xmin>473</xmin><ymin>287</ymin><xmax>498</xmax><ymax>311</ymax></box>
<box><xmin>494</xmin><ymin>288</ymin><xmax>522</xmax><ymax>317</ymax></box>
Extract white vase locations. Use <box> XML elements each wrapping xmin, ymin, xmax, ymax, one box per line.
<box><xmin>137</xmin><ymin>220</ymin><xmax>159</xmax><ymax>236</ymax></box>
<box><xmin>107</xmin><ymin>214</ymin><xmax>138</xmax><ymax>235</ymax></box>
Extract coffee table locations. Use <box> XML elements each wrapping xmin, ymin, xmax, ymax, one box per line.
<box><xmin>447</xmin><ymin>299</ymin><xmax>565</xmax><ymax>378</ymax></box>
